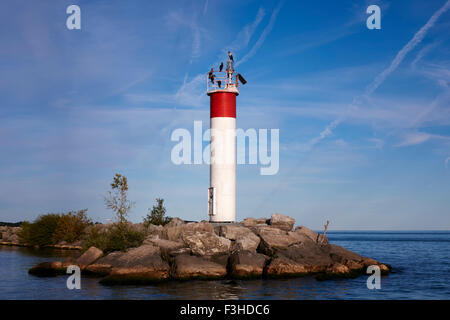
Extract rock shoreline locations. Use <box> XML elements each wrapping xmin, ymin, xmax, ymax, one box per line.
<box><xmin>27</xmin><ymin>214</ymin><xmax>391</xmax><ymax>284</ymax></box>
<box><xmin>0</xmin><ymin>225</ymin><xmax>83</xmax><ymax>250</ymax></box>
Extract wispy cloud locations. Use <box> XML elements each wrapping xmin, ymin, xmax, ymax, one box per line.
<box><xmin>305</xmin><ymin>0</ymin><xmax>450</xmax><ymax>150</ymax></box>
<box><xmin>368</xmin><ymin>138</ymin><xmax>384</xmax><ymax>149</ymax></box>
<box><xmin>236</xmin><ymin>1</ymin><xmax>283</xmax><ymax>67</ymax></box>
<box><xmin>165</xmin><ymin>11</ymin><xmax>207</xmax><ymax>63</ymax></box>
<box><xmin>411</xmin><ymin>41</ymin><xmax>440</xmax><ymax>69</ymax></box>
<box><xmin>395</xmin><ymin>131</ymin><xmax>450</xmax><ymax>147</ymax></box>
<box><xmin>226</xmin><ymin>8</ymin><xmax>266</xmax><ymax>54</ymax></box>
<box><xmin>174</xmin><ymin>73</ymin><xmax>207</xmax><ymax>107</ymax></box>
<box><xmin>203</xmin><ymin>0</ymin><xmax>209</xmax><ymax>15</ymax></box>
<box><xmin>418</xmin><ymin>62</ymin><xmax>450</xmax><ymax>88</ymax></box>
<box><xmin>173</xmin><ymin>5</ymin><xmax>274</xmax><ymax>108</ymax></box>
<box><xmin>365</xmin><ymin>0</ymin><xmax>450</xmax><ymax>97</ymax></box>
<box><xmin>408</xmin><ymin>89</ymin><xmax>450</xmax><ymax>128</ymax></box>
<box><xmin>395</xmin><ymin>131</ymin><xmax>433</xmax><ymax>147</ymax></box>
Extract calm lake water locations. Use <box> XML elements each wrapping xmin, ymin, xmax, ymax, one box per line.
<box><xmin>0</xmin><ymin>231</ymin><xmax>449</xmax><ymax>300</ymax></box>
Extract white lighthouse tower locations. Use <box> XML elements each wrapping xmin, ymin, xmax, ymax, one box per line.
<box><xmin>206</xmin><ymin>56</ymin><xmax>245</xmax><ymax>223</ymax></box>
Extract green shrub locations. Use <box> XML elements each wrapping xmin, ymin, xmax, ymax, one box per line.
<box><xmin>52</xmin><ymin>209</ymin><xmax>92</xmax><ymax>243</ymax></box>
<box><xmin>144</xmin><ymin>198</ymin><xmax>170</xmax><ymax>226</ymax></box>
<box><xmin>18</xmin><ymin>214</ymin><xmax>61</xmax><ymax>246</ymax></box>
<box><xmin>82</xmin><ymin>224</ymin><xmax>110</xmax><ymax>251</ymax></box>
<box><xmin>18</xmin><ymin>210</ymin><xmax>92</xmax><ymax>247</ymax></box>
<box><xmin>82</xmin><ymin>223</ymin><xmax>145</xmax><ymax>253</ymax></box>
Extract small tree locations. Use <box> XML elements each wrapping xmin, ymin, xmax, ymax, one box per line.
<box><xmin>104</xmin><ymin>174</ymin><xmax>134</xmax><ymax>224</ymax></box>
<box><xmin>144</xmin><ymin>198</ymin><xmax>170</xmax><ymax>226</ymax></box>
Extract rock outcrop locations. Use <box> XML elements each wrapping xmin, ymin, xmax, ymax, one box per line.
<box><xmin>166</xmin><ymin>221</ymin><xmax>213</xmax><ymax>242</ymax></box>
<box><xmin>171</xmin><ymin>255</ymin><xmax>227</xmax><ymax>280</ymax></box>
<box><xmin>229</xmin><ymin>250</ymin><xmax>268</xmax><ymax>278</ymax></box>
<box><xmin>75</xmin><ymin>246</ymin><xmax>103</xmax><ymax>267</ymax></box>
<box><xmin>241</xmin><ymin>218</ymin><xmax>268</xmax><ymax>227</ymax></box>
<box><xmin>181</xmin><ymin>231</ymin><xmax>231</xmax><ymax>256</ymax></box>
<box><xmin>27</xmin><ymin>215</ymin><xmax>391</xmax><ymax>284</ymax></box>
<box><xmin>0</xmin><ymin>225</ymin><xmax>83</xmax><ymax>249</ymax></box>
<box><xmin>269</xmin><ymin>213</ymin><xmax>295</xmax><ymax>231</ymax></box>
<box><xmin>97</xmin><ymin>245</ymin><xmax>170</xmax><ymax>284</ymax></box>
<box><xmin>217</xmin><ymin>225</ymin><xmax>260</xmax><ymax>252</ymax></box>
<box><xmin>0</xmin><ymin>226</ymin><xmax>21</xmax><ymax>245</ymax></box>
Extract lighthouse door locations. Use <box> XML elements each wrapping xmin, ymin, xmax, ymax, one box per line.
<box><xmin>208</xmin><ymin>187</ymin><xmax>216</xmax><ymax>216</ymax></box>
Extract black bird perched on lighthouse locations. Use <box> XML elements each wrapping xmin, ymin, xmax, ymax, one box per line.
<box><xmin>219</xmin><ymin>62</ymin><xmax>224</xmax><ymax>72</ymax></box>
<box><xmin>208</xmin><ymin>68</ymin><xmax>215</xmax><ymax>83</ymax></box>
<box><xmin>237</xmin><ymin>73</ymin><xmax>247</xmax><ymax>85</ymax></box>
<box><xmin>228</xmin><ymin>51</ymin><xmax>234</xmax><ymax>62</ymax></box>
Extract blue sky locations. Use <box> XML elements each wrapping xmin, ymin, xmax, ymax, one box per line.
<box><xmin>0</xmin><ymin>0</ymin><xmax>449</xmax><ymax>230</ymax></box>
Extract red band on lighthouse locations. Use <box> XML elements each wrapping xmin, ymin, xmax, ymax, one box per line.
<box><xmin>210</xmin><ymin>92</ymin><xmax>236</xmax><ymax>118</ymax></box>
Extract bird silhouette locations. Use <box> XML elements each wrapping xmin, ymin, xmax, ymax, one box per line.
<box><xmin>219</xmin><ymin>62</ymin><xmax>223</xmax><ymax>72</ymax></box>
<box><xmin>228</xmin><ymin>51</ymin><xmax>233</xmax><ymax>61</ymax></box>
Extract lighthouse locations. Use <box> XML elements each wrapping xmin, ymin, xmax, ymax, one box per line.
<box><xmin>206</xmin><ymin>55</ymin><xmax>245</xmax><ymax>223</ymax></box>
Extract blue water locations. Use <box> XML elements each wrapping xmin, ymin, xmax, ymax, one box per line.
<box><xmin>0</xmin><ymin>231</ymin><xmax>449</xmax><ymax>299</ymax></box>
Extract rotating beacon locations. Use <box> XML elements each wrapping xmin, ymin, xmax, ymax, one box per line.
<box><xmin>206</xmin><ymin>52</ymin><xmax>247</xmax><ymax>223</ymax></box>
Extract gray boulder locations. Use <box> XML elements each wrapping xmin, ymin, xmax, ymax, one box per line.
<box><xmin>234</xmin><ymin>235</ymin><xmax>260</xmax><ymax>252</ymax></box>
<box><xmin>269</xmin><ymin>213</ymin><xmax>295</xmax><ymax>231</ymax></box>
<box><xmin>94</xmin><ymin>245</ymin><xmax>170</xmax><ymax>283</ymax></box>
<box><xmin>146</xmin><ymin>224</ymin><xmax>167</xmax><ymax>239</ymax></box>
<box><xmin>171</xmin><ymin>255</ymin><xmax>227</xmax><ymax>279</ymax></box>
<box><xmin>165</xmin><ymin>217</ymin><xmax>185</xmax><ymax>227</ymax></box>
<box><xmin>294</xmin><ymin>226</ymin><xmax>329</xmax><ymax>245</ymax></box>
<box><xmin>274</xmin><ymin>243</ymin><xmax>332</xmax><ymax>271</ymax></box>
<box><xmin>0</xmin><ymin>226</ymin><xmax>20</xmax><ymax>243</ymax></box>
<box><xmin>28</xmin><ymin>261</ymin><xmax>74</xmax><ymax>276</ymax></box>
<box><xmin>143</xmin><ymin>237</ymin><xmax>185</xmax><ymax>251</ymax></box>
<box><xmin>264</xmin><ymin>241</ymin><xmax>332</xmax><ymax>276</ymax></box>
<box><xmin>253</xmin><ymin>226</ymin><xmax>300</xmax><ymax>256</ymax></box>
<box><xmin>329</xmin><ymin>244</ymin><xmax>390</xmax><ymax>274</ymax></box>
<box><xmin>241</xmin><ymin>218</ymin><xmax>268</xmax><ymax>227</ymax></box>
<box><xmin>229</xmin><ymin>251</ymin><xmax>268</xmax><ymax>278</ymax></box>
<box><xmin>181</xmin><ymin>231</ymin><xmax>231</xmax><ymax>256</ymax></box>
<box><xmin>75</xmin><ymin>246</ymin><xmax>103</xmax><ymax>267</ymax></box>
<box><xmin>218</xmin><ymin>225</ymin><xmax>260</xmax><ymax>252</ymax></box>
<box><xmin>265</xmin><ymin>256</ymin><xmax>310</xmax><ymax>277</ymax></box>
<box><xmin>294</xmin><ymin>226</ymin><xmax>319</xmax><ymax>242</ymax></box>
<box><xmin>143</xmin><ymin>236</ymin><xmax>186</xmax><ymax>261</ymax></box>
<box><xmin>165</xmin><ymin>221</ymin><xmax>213</xmax><ymax>242</ymax></box>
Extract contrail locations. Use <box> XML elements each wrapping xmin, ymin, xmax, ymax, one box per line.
<box><xmin>225</xmin><ymin>8</ymin><xmax>265</xmax><ymax>56</ymax></box>
<box><xmin>365</xmin><ymin>0</ymin><xmax>450</xmax><ymax>97</ymax></box>
<box><xmin>306</xmin><ymin>0</ymin><xmax>450</xmax><ymax>149</ymax></box>
<box><xmin>175</xmin><ymin>6</ymin><xmax>268</xmax><ymax>106</ymax></box>
<box><xmin>203</xmin><ymin>0</ymin><xmax>209</xmax><ymax>15</ymax></box>
<box><xmin>235</xmin><ymin>1</ymin><xmax>283</xmax><ymax>67</ymax></box>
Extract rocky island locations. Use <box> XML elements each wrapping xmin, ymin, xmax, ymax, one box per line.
<box><xmin>24</xmin><ymin>214</ymin><xmax>391</xmax><ymax>284</ymax></box>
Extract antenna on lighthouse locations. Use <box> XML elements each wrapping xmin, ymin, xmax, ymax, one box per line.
<box><xmin>206</xmin><ymin>52</ymin><xmax>245</xmax><ymax>223</ymax></box>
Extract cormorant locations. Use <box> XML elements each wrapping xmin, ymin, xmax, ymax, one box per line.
<box><xmin>237</xmin><ymin>73</ymin><xmax>247</xmax><ymax>85</ymax></box>
<box><xmin>228</xmin><ymin>51</ymin><xmax>234</xmax><ymax>62</ymax></box>
<box><xmin>208</xmin><ymin>68</ymin><xmax>215</xmax><ymax>83</ymax></box>
<box><xmin>219</xmin><ymin>62</ymin><xmax>224</xmax><ymax>72</ymax></box>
